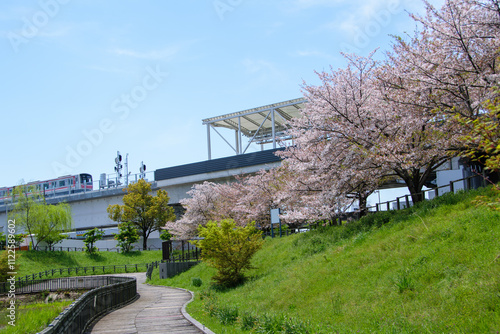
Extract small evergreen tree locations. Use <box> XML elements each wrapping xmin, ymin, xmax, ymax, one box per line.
<box><xmin>114</xmin><ymin>222</ymin><xmax>140</xmax><ymax>253</ymax></box>
<box><xmin>43</xmin><ymin>233</ymin><xmax>67</xmax><ymax>251</ymax></box>
<box><xmin>83</xmin><ymin>228</ymin><xmax>104</xmax><ymax>254</ymax></box>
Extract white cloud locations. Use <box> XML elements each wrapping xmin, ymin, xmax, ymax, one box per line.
<box><xmin>85</xmin><ymin>65</ymin><xmax>135</xmax><ymax>75</ymax></box>
<box><xmin>292</xmin><ymin>0</ymin><xmax>343</xmax><ymax>9</ymax></box>
<box><xmin>111</xmin><ymin>46</ymin><xmax>181</xmax><ymax>60</ymax></box>
<box><xmin>294</xmin><ymin>50</ymin><xmax>335</xmax><ymax>60</ymax></box>
<box><xmin>242</xmin><ymin>58</ymin><xmax>278</xmax><ymax>74</ymax></box>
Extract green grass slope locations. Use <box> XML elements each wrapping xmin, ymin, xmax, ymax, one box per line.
<box><xmin>149</xmin><ymin>187</ymin><xmax>500</xmax><ymax>333</ymax></box>
<box><xmin>13</xmin><ymin>250</ymin><xmax>162</xmax><ymax>277</ymax></box>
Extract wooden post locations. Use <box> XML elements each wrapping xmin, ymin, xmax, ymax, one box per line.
<box><xmin>449</xmin><ymin>181</ymin><xmax>454</xmax><ymax>193</ymax></box>
<box><xmin>397</xmin><ymin>197</ymin><xmax>401</xmax><ymax>210</ymax></box>
<box><xmin>405</xmin><ymin>195</ymin><xmax>410</xmax><ymax>208</ymax></box>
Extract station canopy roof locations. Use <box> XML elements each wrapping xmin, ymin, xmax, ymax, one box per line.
<box><xmin>202</xmin><ymin>97</ymin><xmax>306</xmax><ymax>143</ymax></box>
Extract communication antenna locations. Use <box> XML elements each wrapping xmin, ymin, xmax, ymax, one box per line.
<box><xmin>139</xmin><ymin>161</ymin><xmax>147</xmax><ymax>179</ymax></box>
<box><xmin>114</xmin><ymin>151</ymin><xmax>122</xmax><ymax>185</ymax></box>
<box><xmin>124</xmin><ymin>153</ymin><xmax>130</xmax><ymax>186</ymax></box>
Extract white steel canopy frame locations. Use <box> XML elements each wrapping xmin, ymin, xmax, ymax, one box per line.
<box><xmin>202</xmin><ymin>98</ymin><xmax>306</xmax><ymax>160</ymax></box>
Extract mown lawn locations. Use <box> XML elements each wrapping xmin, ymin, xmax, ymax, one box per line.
<box><xmin>13</xmin><ymin>250</ymin><xmax>162</xmax><ymax>277</ymax></box>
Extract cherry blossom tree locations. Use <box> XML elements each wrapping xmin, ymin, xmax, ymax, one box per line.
<box><xmin>371</xmin><ymin>0</ymin><xmax>499</xmax><ymax>200</ymax></box>
<box><xmin>281</xmin><ymin>49</ymin><xmax>459</xmax><ymax>206</ymax></box>
<box><xmin>385</xmin><ymin>0</ymin><xmax>500</xmax><ymax>119</ymax></box>
<box><xmin>164</xmin><ymin>181</ymin><xmax>243</xmax><ymax>239</ymax></box>
<box><xmin>233</xmin><ymin>167</ymin><xmax>294</xmax><ymax>229</ymax></box>
<box><xmin>277</xmin><ymin>53</ymin><xmax>387</xmax><ymax>218</ymax></box>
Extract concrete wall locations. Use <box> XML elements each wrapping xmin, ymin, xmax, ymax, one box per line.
<box><xmin>0</xmin><ymin>160</ymin><xmax>280</xmax><ymax>250</ymax></box>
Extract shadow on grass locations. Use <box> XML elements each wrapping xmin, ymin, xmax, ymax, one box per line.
<box><xmin>22</xmin><ymin>251</ymin><xmax>79</xmax><ymax>267</ymax></box>
<box><xmin>120</xmin><ymin>251</ymin><xmax>142</xmax><ymax>257</ymax></box>
<box><xmin>86</xmin><ymin>253</ymin><xmax>105</xmax><ymax>262</ymax></box>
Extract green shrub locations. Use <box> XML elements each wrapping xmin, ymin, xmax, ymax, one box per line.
<box><xmin>216</xmin><ymin>305</ymin><xmax>239</xmax><ymax>325</ymax></box>
<box><xmin>194</xmin><ymin>219</ymin><xmax>263</xmax><ymax>287</ymax></box>
<box><xmin>114</xmin><ymin>222</ymin><xmax>140</xmax><ymax>253</ymax></box>
<box><xmin>255</xmin><ymin>314</ymin><xmax>310</xmax><ymax>334</ymax></box>
<box><xmin>191</xmin><ymin>277</ymin><xmax>202</xmax><ymax>287</ymax></box>
<box><xmin>393</xmin><ymin>268</ymin><xmax>415</xmax><ymax>293</ymax></box>
<box><xmin>239</xmin><ymin>312</ymin><xmax>258</xmax><ymax>330</ymax></box>
<box><xmin>0</xmin><ymin>251</ymin><xmax>19</xmax><ymax>282</ymax></box>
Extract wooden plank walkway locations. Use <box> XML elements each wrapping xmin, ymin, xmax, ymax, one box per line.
<box><xmin>86</xmin><ymin>273</ymin><xmax>213</xmax><ymax>334</ymax></box>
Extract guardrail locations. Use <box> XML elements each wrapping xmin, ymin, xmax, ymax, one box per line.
<box><xmin>0</xmin><ymin>261</ymin><xmax>161</xmax><ymax>293</ymax></box>
<box><xmin>37</xmin><ymin>275</ymin><xmax>137</xmax><ymax>334</ymax></box>
<box><xmin>1</xmin><ymin>276</ymin><xmax>127</xmax><ymax>295</ymax></box>
<box><xmin>328</xmin><ymin>174</ymin><xmax>488</xmax><ymax>225</ymax></box>
<box><xmin>366</xmin><ymin>174</ymin><xmax>485</xmax><ymax>214</ymax></box>
<box><xmin>31</xmin><ymin>245</ymin><xmax>162</xmax><ymax>252</ymax></box>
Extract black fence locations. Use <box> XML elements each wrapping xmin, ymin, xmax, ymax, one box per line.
<box><xmin>0</xmin><ymin>275</ymin><xmax>132</xmax><ymax>295</ymax></box>
<box><xmin>31</xmin><ymin>245</ymin><xmax>162</xmax><ymax>252</ymax></box>
<box><xmin>328</xmin><ymin>174</ymin><xmax>487</xmax><ymax>225</ymax></box>
<box><xmin>162</xmin><ymin>240</ymin><xmax>200</xmax><ymax>262</ymax></box>
<box><xmin>1</xmin><ymin>261</ymin><xmax>161</xmax><ymax>291</ymax></box>
<box><xmin>38</xmin><ymin>276</ymin><xmax>137</xmax><ymax>334</ymax></box>
<box><xmin>366</xmin><ymin>174</ymin><xmax>484</xmax><ymax>213</ymax></box>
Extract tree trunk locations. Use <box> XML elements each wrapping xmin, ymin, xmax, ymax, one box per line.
<box><xmin>142</xmin><ymin>231</ymin><xmax>148</xmax><ymax>250</ymax></box>
<box><xmin>405</xmin><ymin>180</ymin><xmax>424</xmax><ymax>204</ymax></box>
<box><xmin>358</xmin><ymin>195</ymin><xmax>368</xmax><ymax>217</ymax></box>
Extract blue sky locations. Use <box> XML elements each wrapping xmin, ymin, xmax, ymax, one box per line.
<box><xmin>0</xmin><ymin>0</ymin><xmax>443</xmax><ymax>189</ymax></box>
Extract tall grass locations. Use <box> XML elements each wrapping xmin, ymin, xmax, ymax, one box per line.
<box><xmin>149</xmin><ymin>186</ymin><xmax>500</xmax><ymax>333</ymax></box>
<box><xmin>0</xmin><ymin>301</ymin><xmax>72</xmax><ymax>334</ymax></box>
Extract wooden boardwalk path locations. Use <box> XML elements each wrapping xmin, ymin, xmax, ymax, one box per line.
<box><xmin>87</xmin><ymin>273</ymin><xmax>214</xmax><ymax>334</ymax></box>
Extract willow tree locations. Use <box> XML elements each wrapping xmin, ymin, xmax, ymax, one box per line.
<box><xmin>9</xmin><ymin>184</ymin><xmax>72</xmax><ymax>249</ymax></box>
<box><xmin>107</xmin><ymin>179</ymin><xmax>175</xmax><ymax>250</ymax></box>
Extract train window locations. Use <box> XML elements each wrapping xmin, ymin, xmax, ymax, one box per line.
<box><xmin>59</xmin><ymin>180</ymin><xmax>65</xmax><ymax>187</ymax></box>
<box><xmin>80</xmin><ymin>174</ymin><xmax>92</xmax><ymax>184</ymax></box>
<box><xmin>43</xmin><ymin>183</ymin><xmax>49</xmax><ymax>189</ymax></box>
<box><xmin>51</xmin><ymin>182</ymin><xmax>56</xmax><ymax>188</ymax></box>
<box><xmin>0</xmin><ymin>191</ymin><xmax>4</xmax><ymax>197</ymax></box>
<box><xmin>68</xmin><ymin>179</ymin><xmax>74</xmax><ymax>185</ymax></box>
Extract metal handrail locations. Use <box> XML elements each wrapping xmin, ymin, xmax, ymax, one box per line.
<box><xmin>37</xmin><ymin>275</ymin><xmax>137</xmax><ymax>334</ymax></box>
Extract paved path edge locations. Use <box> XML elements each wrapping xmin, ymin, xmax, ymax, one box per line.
<box><xmin>84</xmin><ymin>292</ymin><xmax>141</xmax><ymax>333</ymax></box>
<box><xmin>147</xmin><ymin>283</ymin><xmax>216</xmax><ymax>334</ymax></box>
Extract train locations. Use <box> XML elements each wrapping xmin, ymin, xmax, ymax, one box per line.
<box><xmin>0</xmin><ymin>173</ymin><xmax>93</xmax><ymax>204</ymax></box>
